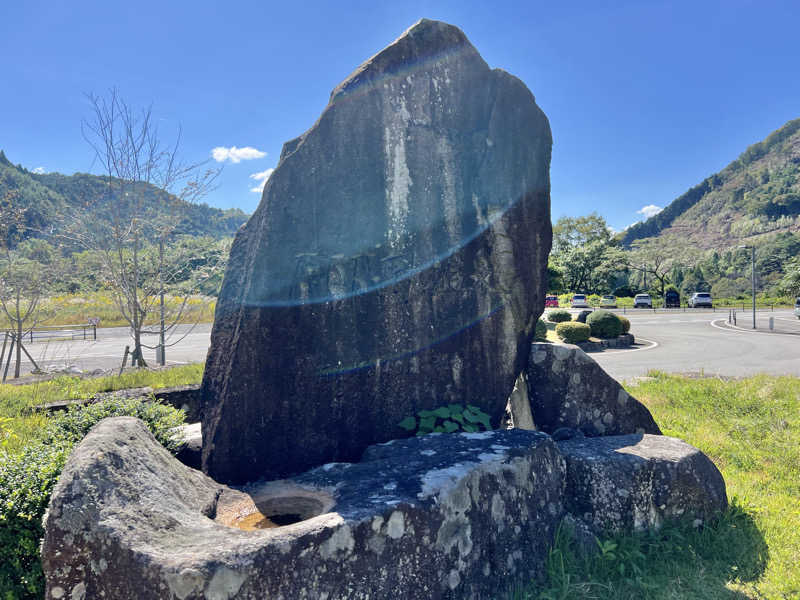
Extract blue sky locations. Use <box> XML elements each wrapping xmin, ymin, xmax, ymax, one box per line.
<box><xmin>1</xmin><ymin>0</ymin><xmax>798</xmax><ymax>231</ymax></box>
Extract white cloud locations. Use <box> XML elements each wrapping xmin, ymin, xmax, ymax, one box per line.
<box><xmin>212</xmin><ymin>146</ymin><xmax>266</xmax><ymax>163</ymax></box>
<box><xmin>249</xmin><ymin>168</ymin><xmax>274</xmax><ymax>193</ymax></box>
<box><xmin>637</xmin><ymin>204</ymin><xmax>663</xmax><ymax>219</ymax></box>
<box><xmin>32</xmin><ymin>166</ymin><xmax>45</xmax><ymax>174</ymax></box>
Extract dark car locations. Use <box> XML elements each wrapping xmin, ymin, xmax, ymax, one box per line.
<box><xmin>664</xmin><ymin>290</ymin><xmax>680</xmax><ymax>308</ymax></box>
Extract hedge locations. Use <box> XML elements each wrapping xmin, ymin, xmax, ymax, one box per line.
<box><xmin>0</xmin><ymin>398</ymin><xmax>185</xmax><ymax>600</ymax></box>
<box><xmin>555</xmin><ymin>321</ymin><xmax>591</xmax><ymax>343</ymax></box>
<box><xmin>586</xmin><ymin>310</ymin><xmax>623</xmax><ymax>339</ymax></box>
<box><xmin>618</xmin><ymin>315</ymin><xmax>631</xmax><ymax>333</ymax></box>
<box><xmin>547</xmin><ymin>309</ymin><xmax>572</xmax><ymax>323</ymax></box>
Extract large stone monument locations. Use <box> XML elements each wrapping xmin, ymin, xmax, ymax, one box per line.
<box><xmin>40</xmin><ymin>19</ymin><xmax>728</xmax><ymax>600</ymax></box>
<box><xmin>202</xmin><ymin>18</ymin><xmax>552</xmax><ymax>483</ymax></box>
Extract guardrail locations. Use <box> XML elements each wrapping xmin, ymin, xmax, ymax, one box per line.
<box><xmin>6</xmin><ymin>324</ymin><xmax>98</xmax><ymax>343</ymax></box>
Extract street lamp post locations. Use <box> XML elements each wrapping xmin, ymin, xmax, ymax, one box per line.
<box><xmin>738</xmin><ymin>245</ymin><xmax>756</xmax><ymax>329</ymax></box>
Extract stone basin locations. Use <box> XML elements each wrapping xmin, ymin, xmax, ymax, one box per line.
<box><xmin>43</xmin><ymin>417</ymin><xmax>565</xmax><ymax>599</ymax></box>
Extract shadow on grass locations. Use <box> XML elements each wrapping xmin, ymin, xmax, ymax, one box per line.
<box><xmin>511</xmin><ymin>499</ymin><xmax>768</xmax><ymax>600</ymax></box>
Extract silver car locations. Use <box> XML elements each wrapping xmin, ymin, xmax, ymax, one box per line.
<box><xmin>571</xmin><ymin>294</ymin><xmax>589</xmax><ymax>308</ymax></box>
<box><xmin>795</xmin><ymin>297</ymin><xmax>800</xmax><ymax>319</ymax></box>
<box><xmin>689</xmin><ymin>292</ymin><xmax>713</xmax><ymax>308</ymax></box>
<box><xmin>633</xmin><ymin>293</ymin><xmax>652</xmax><ymax>308</ymax></box>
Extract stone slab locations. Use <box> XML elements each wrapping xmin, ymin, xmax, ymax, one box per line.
<box><xmin>43</xmin><ymin>417</ymin><xmax>565</xmax><ymax>599</ymax></box>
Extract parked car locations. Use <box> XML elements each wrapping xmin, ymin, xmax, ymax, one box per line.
<box><xmin>599</xmin><ymin>295</ymin><xmax>617</xmax><ymax>308</ymax></box>
<box><xmin>688</xmin><ymin>292</ymin><xmax>713</xmax><ymax>308</ymax></box>
<box><xmin>570</xmin><ymin>294</ymin><xmax>589</xmax><ymax>308</ymax></box>
<box><xmin>545</xmin><ymin>295</ymin><xmax>559</xmax><ymax>308</ymax></box>
<box><xmin>664</xmin><ymin>290</ymin><xmax>680</xmax><ymax>308</ymax></box>
<box><xmin>795</xmin><ymin>297</ymin><xmax>800</xmax><ymax>319</ymax></box>
<box><xmin>633</xmin><ymin>293</ymin><xmax>652</xmax><ymax>308</ymax></box>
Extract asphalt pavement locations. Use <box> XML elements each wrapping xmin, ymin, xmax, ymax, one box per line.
<box><xmin>589</xmin><ymin>308</ymin><xmax>800</xmax><ymax>381</ymax></box>
<box><xmin>2</xmin><ymin>309</ymin><xmax>799</xmax><ymax>382</ymax></box>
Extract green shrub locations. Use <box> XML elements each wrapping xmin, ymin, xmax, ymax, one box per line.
<box><xmin>547</xmin><ymin>309</ymin><xmax>572</xmax><ymax>323</ymax></box>
<box><xmin>618</xmin><ymin>315</ymin><xmax>631</xmax><ymax>333</ymax></box>
<box><xmin>0</xmin><ymin>397</ymin><xmax>185</xmax><ymax>600</ymax></box>
<box><xmin>555</xmin><ymin>321</ymin><xmax>591</xmax><ymax>343</ymax></box>
<box><xmin>586</xmin><ymin>310</ymin><xmax>623</xmax><ymax>339</ymax></box>
<box><xmin>535</xmin><ymin>318</ymin><xmax>548</xmax><ymax>341</ymax></box>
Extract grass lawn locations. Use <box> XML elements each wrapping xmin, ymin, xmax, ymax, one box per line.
<box><xmin>1</xmin><ymin>367</ymin><xmax>798</xmax><ymax>598</ymax></box>
<box><xmin>0</xmin><ymin>292</ymin><xmax>216</xmax><ymax>329</ymax></box>
<box><xmin>521</xmin><ymin>372</ymin><xmax>799</xmax><ymax>599</ymax></box>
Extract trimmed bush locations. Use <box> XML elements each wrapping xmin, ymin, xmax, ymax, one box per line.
<box><xmin>535</xmin><ymin>318</ymin><xmax>548</xmax><ymax>341</ymax></box>
<box><xmin>547</xmin><ymin>309</ymin><xmax>572</xmax><ymax>323</ymax></box>
<box><xmin>618</xmin><ymin>315</ymin><xmax>631</xmax><ymax>333</ymax></box>
<box><xmin>586</xmin><ymin>309</ymin><xmax>623</xmax><ymax>339</ymax></box>
<box><xmin>0</xmin><ymin>397</ymin><xmax>185</xmax><ymax>600</ymax></box>
<box><xmin>555</xmin><ymin>321</ymin><xmax>591</xmax><ymax>343</ymax></box>
<box><xmin>575</xmin><ymin>309</ymin><xmax>593</xmax><ymax>323</ymax></box>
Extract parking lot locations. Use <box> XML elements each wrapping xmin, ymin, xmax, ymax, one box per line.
<box><xmin>579</xmin><ymin>308</ymin><xmax>800</xmax><ymax>381</ymax></box>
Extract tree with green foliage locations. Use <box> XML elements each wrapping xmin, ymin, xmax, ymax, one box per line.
<box><xmin>550</xmin><ymin>213</ymin><xmax>626</xmax><ymax>294</ymax></box>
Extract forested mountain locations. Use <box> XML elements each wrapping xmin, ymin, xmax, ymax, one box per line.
<box><xmin>620</xmin><ymin>118</ymin><xmax>800</xmax><ymax>249</ymax></box>
<box><xmin>0</xmin><ymin>150</ymin><xmax>249</xmax><ymax>244</ymax></box>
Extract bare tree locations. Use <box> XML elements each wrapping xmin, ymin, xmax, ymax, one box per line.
<box><xmin>0</xmin><ymin>191</ymin><xmax>49</xmax><ymax>378</ymax></box>
<box><xmin>69</xmin><ymin>89</ymin><xmax>219</xmax><ymax>367</ymax></box>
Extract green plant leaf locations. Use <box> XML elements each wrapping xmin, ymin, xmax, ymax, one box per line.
<box><xmin>463</xmin><ymin>411</ymin><xmax>481</xmax><ymax>424</ymax></box>
<box><xmin>433</xmin><ymin>426</ymin><xmax>446</xmax><ymax>433</ymax></box>
<box><xmin>432</xmin><ymin>406</ymin><xmax>451</xmax><ymax>419</ymax></box>
<box><xmin>450</xmin><ymin>413</ymin><xmax>464</xmax><ymax>424</ymax></box>
<box><xmin>398</xmin><ymin>416</ymin><xmax>417</xmax><ymax>431</ymax></box>
<box><xmin>467</xmin><ymin>404</ymin><xmax>481</xmax><ymax>412</ymax></box>
<box><xmin>419</xmin><ymin>416</ymin><xmax>436</xmax><ymax>432</ymax></box>
<box><xmin>417</xmin><ymin>409</ymin><xmax>434</xmax><ymax>418</ymax></box>
<box><xmin>443</xmin><ymin>420</ymin><xmax>460</xmax><ymax>433</ymax></box>
<box><xmin>463</xmin><ymin>424</ymin><xmax>478</xmax><ymax>433</ymax></box>
<box><xmin>448</xmin><ymin>403</ymin><xmax>464</xmax><ymax>413</ymax></box>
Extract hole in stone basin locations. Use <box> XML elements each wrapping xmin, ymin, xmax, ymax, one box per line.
<box><xmin>222</xmin><ymin>494</ymin><xmax>329</xmax><ymax>531</ymax></box>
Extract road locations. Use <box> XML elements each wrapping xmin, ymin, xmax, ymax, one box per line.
<box><xmin>591</xmin><ymin>308</ymin><xmax>800</xmax><ymax>381</ymax></box>
<box><xmin>1</xmin><ymin>323</ymin><xmax>212</xmax><ymax>377</ymax></box>
<box><xmin>2</xmin><ymin>309</ymin><xmax>799</xmax><ymax>382</ymax></box>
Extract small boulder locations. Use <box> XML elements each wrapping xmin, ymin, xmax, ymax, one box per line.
<box><xmin>524</xmin><ymin>343</ymin><xmax>661</xmax><ymax>436</ymax></box>
<box><xmin>558</xmin><ymin>434</ymin><xmax>727</xmax><ymax>533</ymax></box>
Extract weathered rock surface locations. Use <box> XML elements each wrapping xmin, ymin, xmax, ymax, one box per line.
<box><xmin>524</xmin><ymin>343</ymin><xmax>661</xmax><ymax>436</ymax></box>
<box><xmin>43</xmin><ymin>417</ymin><xmax>565</xmax><ymax>599</ymax></box>
<box><xmin>558</xmin><ymin>434</ymin><xmax>728</xmax><ymax>533</ymax></box>
<box><xmin>201</xmin><ymin>18</ymin><xmax>552</xmax><ymax>483</ymax></box>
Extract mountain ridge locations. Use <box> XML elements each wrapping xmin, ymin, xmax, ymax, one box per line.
<box><xmin>0</xmin><ymin>151</ymin><xmax>249</xmax><ymax>244</ymax></box>
<box><xmin>619</xmin><ymin>118</ymin><xmax>800</xmax><ymax>249</ymax></box>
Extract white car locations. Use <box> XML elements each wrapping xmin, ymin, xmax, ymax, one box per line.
<box><xmin>570</xmin><ymin>294</ymin><xmax>589</xmax><ymax>308</ymax></box>
<box><xmin>688</xmin><ymin>292</ymin><xmax>713</xmax><ymax>308</ymax></box>
<box><xmin>633</xmin><ymin>293</ymin><xmax>652</xmax><ymax>308</ymax></box>
<box><xmin>795</xmin><ymin>297</ymin><xmax>800</xmax><ymax>319</ymax></box>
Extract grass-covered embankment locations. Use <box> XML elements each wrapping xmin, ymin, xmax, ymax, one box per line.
<box><xmin>0</xmin><ymin>365</ymin><xmax>201</xmax><ymax>599</ymax></box>
<box><xmin>0</xmin><ymin>364</ymin><xmax>203</xmax><ymax>454</ymax></box>
<box><xmin>523</xmin><ymin>372</ymin><xmax>799</xmax><ymax>599</ymax></box>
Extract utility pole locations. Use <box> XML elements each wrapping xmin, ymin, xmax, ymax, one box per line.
<box><xmin>751</xmin><ymin>245</ymin><xmax>756</xmax><ymax>329</ymax></box>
